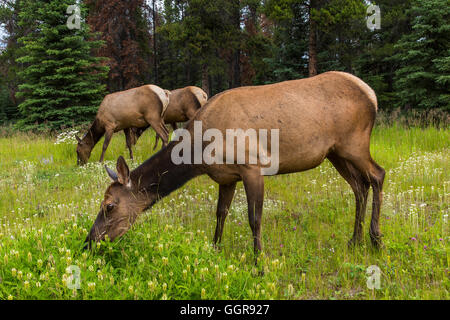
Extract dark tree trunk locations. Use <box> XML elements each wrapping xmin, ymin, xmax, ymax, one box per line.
<box><xmin>308</xmin><ymin>1</ymin><xmax>318</xmax><ymax>77</ymax></box>
<box><xmin>152</xmin><ymin>0</ymin><xmax>158</xmax><ymax>83</ymax></box>
<box><xmin>232</xmin><ymin>0</ymin><xmax>241</xmax><ymax>88</ymax></box>
<box><xmin>202</xmin><ymin>63</ymin><xmax>210</xmax><ymax>97</ymax></box>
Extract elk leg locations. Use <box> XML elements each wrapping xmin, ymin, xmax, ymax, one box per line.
<box><xmin>347</xmin><ymin>156</ymin><xmax>386</xmax><ymax>249</ymax></box>
<box><xmin>124</xmin><ymin>128</ymin><xmax>134</xmax><ymax>160</ymax></box>
<box><xmin>242</xmin><ymin>170</ymin><xmax>265</xmax><ymax>262</ymax></box>
<box><xmin>213</xmin><ymin>182</ymin><xmax>237</xmax><ymax>247</ymax></box>
<box><xmin>146</xmin><ymin>118</ymin><xmax>169</xmax><ymax>147</ymax></box>
<box><xmin>171</xmin><ymin>123</ymin><xmax>178</xmax><ymax>132</ymax></box>
<box><xmin>153</xmin><ymin>135</ymin><xmax>160</xmax><ymax>151</ymax></box>
<box><xmin>328</xmin><ymin>153</ymin><xmax>370</xmax><ymax>246</ymax></box>
<box><xmin>367</xmin><ymin>159</ymin><xmax>385</xmax><ymax>248</ymax></box>
<box><xmin>99</xmin><ymin>130</ymin><xmax>114</xmax><ymax>163</ymax></box>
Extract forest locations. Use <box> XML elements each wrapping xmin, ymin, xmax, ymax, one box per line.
<box><xmin>0</xmin><ymin>0</ymin><xmax>448</xmax><ymax>130</ymax></box>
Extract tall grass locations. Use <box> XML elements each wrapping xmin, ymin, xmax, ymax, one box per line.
<box><xmin>0</xmin><ymin>121</ymin><xmax>448</xmax><ymax>300</ymax></box>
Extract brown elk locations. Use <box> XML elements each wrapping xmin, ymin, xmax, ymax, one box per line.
<box><xmin>84</xmin><ymin>72</ymin><xmax>385</xmax><ymax>259</ymax></box>
<box><xmin>131</xmin><ymin>86</ymin><xmax>208</xmax><ymax>150</ymax></box>
<box><xmin>76</xmin><ymin>85</ymin><xmax>170</xmax><ymax>166</ymax></box>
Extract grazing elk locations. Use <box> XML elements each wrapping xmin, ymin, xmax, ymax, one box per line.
<box><xmin>76</xmin><ymin>85</ymin><xmax>170</xmax><ymax>166</ymax></box>
<box><xmin>132</xmin><ymin>86</ymin><xmax>208</xmax><ymax>150</ymax></box>
<box><xmin>84</xmin><ymin>72</ymin><xmax>386</xmax><ymax>260</ymax></box>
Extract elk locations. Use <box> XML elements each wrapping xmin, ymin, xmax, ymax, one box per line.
<box><xmin>84</xmin><ymin>72</ymin><xmax>386</xmax><ymax>259</ymax></box>
<box><xmin>76</xmin><ymin>85</ymin><xmax>170</xmax><ymax>166</ymax></box>
<box><xmin>131</xmin><ymin>86</ymin><xmax>208</xmax><ymax>150</ymax></box>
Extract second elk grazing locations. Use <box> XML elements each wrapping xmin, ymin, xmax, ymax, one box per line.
<box><xmin>132</xmin><ymin>86</ymin><xmax>208</xmax><ymax>150</ymax></box>
<box><xmin>84</xmin><ymin>72</ymin><xmax>386</xmax><ymax>262</ymax></box>
<box><xmin>76</xmin><ymin>85</ymin><xmax>170</xmax><ymax>165</ymax></box>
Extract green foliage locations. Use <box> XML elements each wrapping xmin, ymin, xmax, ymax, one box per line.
<box><xmin>15</xmin><ymin>0</ymin><xmax>108</xmax><ymax>131</ymax></box>
<box><xmin>393</xmin><ymin>0</ymin><xmax>450</xmax><ymax>110</ymax></box>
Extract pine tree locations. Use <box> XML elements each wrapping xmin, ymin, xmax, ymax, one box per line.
<box><xmin>15</xmin><ymin>0</ymin><xmax>108</xmax><ymax>130</ymax></box>
<box><xmin>393</xmin><ymin>0</ymin><xmax>449</xmax><ymax>110</ymax></box>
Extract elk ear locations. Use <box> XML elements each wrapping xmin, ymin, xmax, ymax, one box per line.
<box><xmin>116</xmin><ymin>156</ymin><xmax>130</xmax><ymax>187</ymax></box>
<box><xmin>105</xmin><ymin>165</ymin><xmax>118</xmax><ymax>182</ymax></box>
<box><xmin>75</xmin><ymin>135</ymin><xmax>82</xmax><ymax>143</ymax></box>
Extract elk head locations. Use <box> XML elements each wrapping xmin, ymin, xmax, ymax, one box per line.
<box><xmin>84</xmin><ymin>156</ymin><xmax>153</xmax><ymax>249</ymax></box>
<box><xmin>76</xmin><ymin>135</ymin><xmax>92</xmax><ymax>166</ymax></box>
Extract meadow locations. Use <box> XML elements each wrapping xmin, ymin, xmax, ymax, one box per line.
<box><xmin>0</xmin><ymin>119</ymin><xmax>448</xmax><ymax>300</ymax></box>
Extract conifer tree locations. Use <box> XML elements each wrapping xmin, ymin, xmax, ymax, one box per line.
<box><xmin>15</xmin><ymin>0</ymin><xmax>108</xmax><ymax>130</ymax></box>
<box><xmin>394</xmin><ymin>0</ymin><xmax>450</xmax><ymax>110</ymax></box>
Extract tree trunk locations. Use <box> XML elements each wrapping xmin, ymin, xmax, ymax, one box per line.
<box><xmin>152</xmin><ymin>0</ymin><xmax>158</xmax><ymax>83</ymax></box>
<box><xmin>232</xmin><ymin>0</ymin><xmax>241</xmax><ymax>88</ymax></box>
<box><xmin>202</xmin><ymin>63</ymin><xmax>210</xmax><ymax>97</ymax></box>
<box><xmin>308</xmin><ymin>1</ymin><xmax>318</xmax><ymax>77</ymax></box>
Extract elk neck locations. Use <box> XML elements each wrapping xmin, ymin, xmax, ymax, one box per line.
<box><xmin>130</xmin><ymin>142</ymin><xmax>203</xmax><ymax>201</ymax></box>
<box><xmin>82</xmin><ymin>118</ymin><xmax>106</xmax><ymax>148</ymax></box>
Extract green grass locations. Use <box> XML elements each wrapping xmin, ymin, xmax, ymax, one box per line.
<box><xmin>0</xmin><ymin>124</ymin><xmax>448</xmax><ymax>300</ymax></box>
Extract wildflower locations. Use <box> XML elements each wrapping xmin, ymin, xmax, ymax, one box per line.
<box><xmin>161</xmin><ymin>294</ymin><xmax>168</xmax><ymax>300</ymax></box>
<box><xmin>182</xmin><ymin>269</ymin><xmax>188</xmax><ymax>279</ymax></box>
<box><xmin>227</xmin><ymin>265</ymin><xmax>235</xmax><ymax>272</ymax></box>
<box><xmin>184</xmin><ymin>256</ymin><xmax>189</xmax><ymax>262</ymax></box>
<box><xmin>11</xmin><ymin>268</ymin><xmax>17</xmax><ymax>277</ymax></box>
<box><xmin>148</xmin><ymin>281</ymin><xmax>155</xmax><ymax>291</ymax></box>
<box><xmin>27</xmin><ymin>252</ymin><xmax>32</xmax><ymax>262</ymax></box>
<box><xmin>87</xmin><ymin>282</ymin><xmax>96</xmax><ymax>292</ymax></box>
<box><xmin>201</xmin><ymin>288</ymin><xmax>206</xmax><ymax>299</ymax></box>
<box><xmin>24</xmin><ymin>281</ymin><xmax>30</xmax><ymax>289</ymax></box>
<box><xmin>162</xmin><ymin>283</ymin><xmax>167</xmax><ymax>291</ymax></box>
<box><xmin>287</xmin><ymin>284</ymin><xmax>295</xmax><ymax>296</ymax></box>
<box><xmin>37</xmin><ymin>259</ymin><xmax>43</xmax><ymax>268</ymax></box>
<box><xmin>36</xmin><ymin>282</ymin><xmax>41</xmax><ymax>288</ymax></box>
<box><xmin>410</xmin><ymin>237</ymin><xmax>417</xmax><ymax>241</ymax></box>
<box><xmin>271</xmin><ymin>259</ymin><xmax>280</xmax><ymax>269</ymax></box>
<box><xmin>3</xmin><ymin>254</ymin><xmax>8</xmax><ymax>264</ymax></box>
<box><xmin>128</xmin><ymin>286</ymin><xmax>134</xmax><ymax>294</ymax></box>
<box><xmin>162</xmin><ymin>257</ymin><xmax>168</xmax><ymax>265</ymax></box>
<box><xmin>8</xmin><ymin>295</ymin><xmax>13</xmax><ymax>300</ymax></box>
<box><xmin>424</xmin><ymin>245</ymin><xmax>428</xmax><ymax>250</ymax></box>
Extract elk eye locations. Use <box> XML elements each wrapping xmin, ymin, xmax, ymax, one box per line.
<box><xmin>106</xmin><ymin>203</ymin><xmax>115</xmax><ymax>212</ymax></box>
